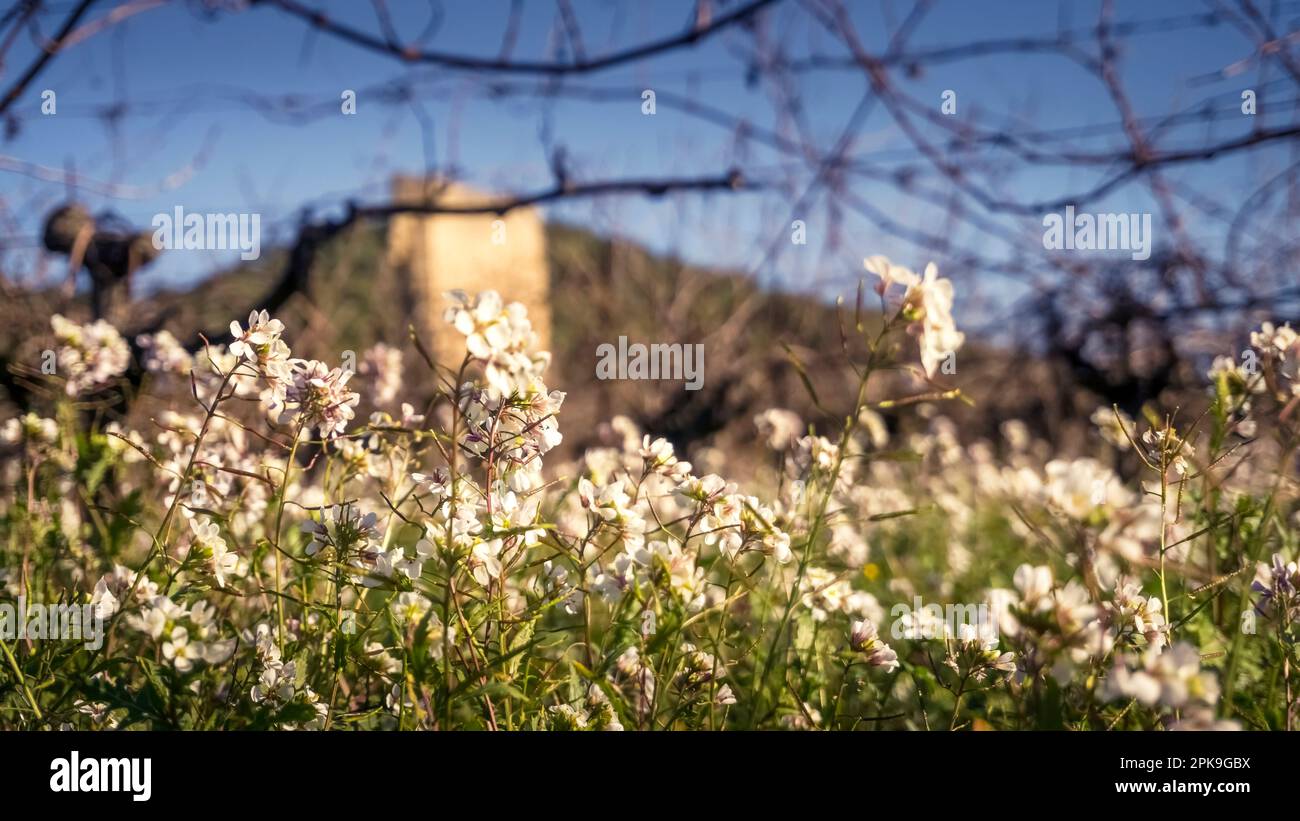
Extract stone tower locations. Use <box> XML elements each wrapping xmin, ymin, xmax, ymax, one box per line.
<box><xmin>386</xmin><ymin>178</ymin><xmax>552</xmax><ymax>368</ymax></box>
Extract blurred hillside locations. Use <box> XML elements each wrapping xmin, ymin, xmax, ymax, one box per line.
<box><xmin>1</xmin><ymin>218</ymin><xmax>1196</xmax><ymax>465</ymax></box>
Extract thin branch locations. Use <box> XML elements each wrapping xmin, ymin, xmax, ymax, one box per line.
<box><xmin>262</xmin><ymin>0</ymin><xmax>778</xmax><ymax>74</ymax></box>
<box><xmin>0</xmin><ymin>0</ymin><xmax>98</xmax><ymax>115</ymax></box>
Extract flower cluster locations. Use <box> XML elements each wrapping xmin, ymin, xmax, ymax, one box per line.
<box><xmin>864</xmin><ymin>257</ymin><xmax>965</xmax><ymax>378</ymax></box>
<box><xmin>1103</xmin><ymin>642</ymin><xmax>1222</xmax><ymax>715</ymax></box>
<box><xmin>50</xmin><ymin>314</ymin><xmax>131</xmax><ymax>395</ymax></box>
<box><xmin>6</xmin><ymin>267</ymin><xmax>1290</xmax><ymax>733</ymax></box>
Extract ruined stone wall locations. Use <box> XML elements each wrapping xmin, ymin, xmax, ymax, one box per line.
<box><xmin>386</xmin><ymin>178</ymin><xmax>551</xmax><ymax>369</ymax></box>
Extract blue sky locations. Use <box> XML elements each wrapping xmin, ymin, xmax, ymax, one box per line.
<box><xmin>2</xmin><ymin>0</ymin><xmax>1294</xmax><ymax>315</ymax></box>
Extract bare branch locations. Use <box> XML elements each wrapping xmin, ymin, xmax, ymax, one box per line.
<box><xmin>0</xmin><ymin>0</ymin><xmax>98</xmax><ymax>115</ymax></box>
<box><xmin>261</xmin><ymin>0</ymin><xmax>778</xmax><ymax>74</ymax></box>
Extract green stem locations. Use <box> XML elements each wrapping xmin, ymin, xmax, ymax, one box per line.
<box><xmin>271</xmin><ymin>425</ymin><xmax>304</xmax><ymax>651</ymax></box>
<box><xmin>1</xmin><ymin>639</ymin><xmax>42</xmax><ymax>722</ymax></box>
